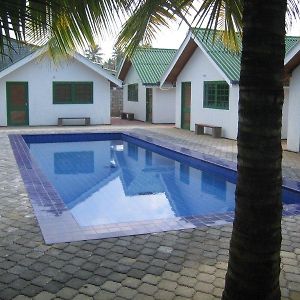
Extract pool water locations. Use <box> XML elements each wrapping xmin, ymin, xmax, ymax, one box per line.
<box><xmin>28</xmin><ymin>139</ymin><xmax>236</xmax><ymax>226</ymax></box>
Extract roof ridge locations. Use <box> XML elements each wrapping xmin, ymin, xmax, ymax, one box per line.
<box><xmin>136</xmin><ymin>47</ymin><xmax>177</xmax><ymax>51</ymax></box>
<box><xmin>191</xmin><ymin>27</ymin><xmax>300</xmax><ymax>38</ymax></box>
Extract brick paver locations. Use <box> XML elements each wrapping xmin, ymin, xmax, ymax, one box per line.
<box><xmin>0</xmin><ymin>123</ymin><xmax>299</xmax><ymax>299</ymax></box>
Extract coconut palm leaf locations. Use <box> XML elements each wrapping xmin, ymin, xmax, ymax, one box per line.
<box><xmin>0</xmin><ymin>0</ymin><xmax>128</xmax><ymax>60</ymax></box>
<box><xmin>116</xmin><ymin>0</ymin><xmax>195</xmax><ymax>56</ymax></box>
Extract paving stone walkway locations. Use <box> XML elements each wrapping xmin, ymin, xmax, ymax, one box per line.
<box><xmin>0</xmin><ymin>124</ymin><xmax>299</xmax><ymax>300</ymax></box>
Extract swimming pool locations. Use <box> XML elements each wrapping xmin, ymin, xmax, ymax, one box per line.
<box><xmin>10</xmin><ymin>132</ymin><xmax>300</xmax><ymax>243</ymax></box>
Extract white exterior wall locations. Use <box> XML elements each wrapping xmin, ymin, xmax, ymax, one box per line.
<box><xmin>152</xmin><ymin>87</ymin><xmax>176</xmax><ymax>123</ymax></box>
<box><xmin>282</xmin><ymin>88</ymin><xmax>289</xmax><ymax>139</ymax></box>
<box><xmin>175</xmin><ymin>47</ymin><xmax>239</xmax><ymax>139</ymax></box>
<box><xmin>123</xmin><ymin>66</ymin><xmax>176</xmax><ymax>123</ymax></box>
<box><xmin>287</xmin><ymin>66</ymin><xmax>300</xmax><ymax>152</ymax></box>
<box><xmin>123</xmin><ymin>66</ymin><xmax>146</xmax><ymax>121</ymax></box>
<box><xmin>0</xmin><ymin>56</ymin><xmax>111</xmax><ymax>126</ymax></box>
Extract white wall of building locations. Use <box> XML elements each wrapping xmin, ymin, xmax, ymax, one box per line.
<box><xmin>287</xmin><ymin>66</ymin><xmax>300</xmax><ymax>152</ymax></box>
<box><xmin>282</xmin><ymin>88</ymin><xmax>289</xmax><ymax>139</ymax></box>
<box><xmin>0</xmin><ymin>56</ymin><xmax>111</xmax><ymax>126</ymax></box>
<box><xmin>123</xmin><ymin>66</ymin><xmax>176</xmax><ymax>123</ymax></box>
<box><xmin>175</xmin><ymin>47</ymin><xmax>239</xmax><ymax>139</ymax></box>
<box><xmin>152</xmin><ymin>87</ymin><xmax>176</xmax><ymax>123</ymax></box>
<box><xmin>123</xmin><ymin>66</ymin><xmax>146</xmax><ymax>121</ymax></box>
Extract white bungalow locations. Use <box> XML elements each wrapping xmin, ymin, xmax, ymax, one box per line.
<box><xmin>160</xmin><ymin>28</ymin><xmax>299</xmax><ymax>141</ymax></box>
<box><xmin>0</xmin><ymin>40</ymin><xmax>122</xmax><ymax>126</ymax></box>
<box><xmin>117</xmin><ymin>48</ymin><xmax>177</xmax><ymax>123</ymax></box>
<box><xmin>284</xmin><ymin>43</ymin><xmax>300</xmax><ymax>152</ymax></box>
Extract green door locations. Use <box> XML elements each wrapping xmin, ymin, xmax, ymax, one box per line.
<box><xmin>7</xmin><ymin>82</ymin><xmax>29</xmax><ymax>126</ymax></box>
<box><xmin>181</xmin><ymin>82</ymin><xmax>191</xmax><ymax>130</ymax></box>
<box><xmin>146</xmin><ymin>88</ymin><xmax>153</xmax><ymax>123</ymax></box>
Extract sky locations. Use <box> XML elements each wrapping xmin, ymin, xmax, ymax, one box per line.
<box><xmin>98</xmin><ymin>17</ymin><xmax>300</xmax><ymax>61</ymax></box>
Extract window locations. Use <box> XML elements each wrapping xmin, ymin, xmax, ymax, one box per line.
<box><xmin>53</xmin><ymin>82</ymin><xmax>93</xmax><ymax>104</ymax></box>
<box><xmin>128</xmin><ymin>83</ymin><xmax>138</xmax><ymax>102</ymax></box>
<box><xmin>54</xmin><ymin>151</ymin><xmax>94</xmax><ymax>174</ymax></box>
<box><xmin>203</xmin><ymin>81</ymin><xmax>229</xmax><ymax>110</ymax></box>
<box><xmin>128</xmin><ymin>143</ymin><xmax>138</xmax><ymax>160</ymax></box>
<box><xmin>180</xmin><ymin>163</ymin><xmax>190</xmax><ymax>184</ymax></box>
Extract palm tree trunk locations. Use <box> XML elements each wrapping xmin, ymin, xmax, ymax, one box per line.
<box><xmin>222</xmin><ymin>0</ymin><xmax>286</xmax><ymax>299</ymax></box>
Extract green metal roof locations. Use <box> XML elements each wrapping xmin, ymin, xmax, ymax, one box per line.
<box><xmin>132</xmin><ymin>48</ymin><xmax>177</xmax><ymax>85</ymax></box>
<box><xmin>0</xmin><ymin>39</ymin><xmax>37</xmax><ymax>72</ymax></box>
<box><xmin>192</xmin><ymin>28</ymin><xmax>300</xmax><ymax>83</ymax></box>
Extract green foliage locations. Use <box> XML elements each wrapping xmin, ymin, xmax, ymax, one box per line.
<box><xmin>0</xmin><ymin>0</ymin><xmax>128</xmax><ymax>60</ymax></box>
<box><xmin>85</xmin><ymin>44</ymin><xmax>103</xmax><ymax>64</ymax></box>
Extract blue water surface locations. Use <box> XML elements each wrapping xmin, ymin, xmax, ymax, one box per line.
<box><xmin>27</xmin><ymin>136</ymin><xmax>298</xmax><ymax>226</ymax></box>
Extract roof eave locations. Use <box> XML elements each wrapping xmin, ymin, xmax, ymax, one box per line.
<box><xmin>284</xmin><ymin>42</ymin><xmax>300</xmax><ymax>75</ymax></box>
<box><xmin>116</xmin><ymin>57</ymin><xmax>132</xmax><ymax>82</ymax></box>
<box><xmin>191</xmin><ymin>33</ymin><xmax>232</xmax><ymax>85</ymax></box>
<box><xmin>160</xmin><ymin>31</ymin><xmax>194</xmax><ymax>87</ymax></box>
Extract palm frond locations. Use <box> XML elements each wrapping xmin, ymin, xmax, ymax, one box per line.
<box><xmin>0</xmin><ymin>0</ymin><xmax>128</xmax><ymax>60</ymax></box>
<box><xmin>116</xmin><ymin>0</ymin><xmax>194</xmax><ymax>57</ymax></box>
<box><xmin>286</xmin><ymin>0</ymin><xmax>300</xmax><ymax>32</ymax></box>
<box><xmin>192</xmin><ymin>0</ymin><xmax>243</xmax><ymax>51</ymax></box>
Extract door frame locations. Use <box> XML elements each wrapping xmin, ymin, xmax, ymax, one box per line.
<box><xmin>6</xmin><ymin>81</ymin><xmax>29</xmax><ymax>126</ymax></box>
<box><xmin>146</xmin><ymin>88</ymin><xmax>153</xmax><ymax>123</ymax></box>
<box><xmin>181</xmin><ymin>81</ymin><xmax>191</xmax><ymax>130</ymax></box>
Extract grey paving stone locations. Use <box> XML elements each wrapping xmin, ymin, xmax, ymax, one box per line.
<box><xmin>175</xmin><ymin>285</ymin><xmax>195</xmax><ymax>298</ymax></box>
<box><xmin>162</xmin><ymin>271</ymin><xmax>180</xmax><ymax>281</ymax></box>
<box><xmin>13</xmin><ymin>296</ymin><xmax>32</xmax><ymax>300</ymax></box>
<box><xmin>21</xmin><ymin>284</ymin><xmax>43</xmax><ymax>297</ymax></box>
<box><xmin>154</xmin><ymin>289</ymin><xmax>175</xmax><ymax>300</ymax></box>
<box><xmin>31</xmin><ymin>275</ymin><xmax>52</xmax><ymax>287</ymax></box>
<box><xmin>138</xmin><ymin>282</ymin><xmax>158</xmax><ymax>295</ymax></box>
<box><xmin>44</xmin><ymin>281</ymin><xmax>65</xmax><ymax>294</ymax></box>
<box><xmin>134</xmin><ymin>293</ymin><xmax>154</xmax><ymax>300</ymax></box>
<box><xmin>79</xmin><ymin>284</ymin><xmax>100</xmax><ymax>296</ymax></box>
<box><xmin>72</xmin><ymin>294</ymin><xmax>92</xmax><ymax>300</ymax></box>
<box><xmin>116</xmin><ymin>286</ymin><xmax>137</xmax><ymax>299</ymax></box>
<box><xmin>142</xmin><ymin>274</ymin><xmax>161</xmax><ymax>285</ymax></box>
<box><xmin>101</xmin><ymin>280</ymin><xmax>122</xmax><ymax>292</ymax></box>
<box><xmin>0</xmin><ymin>288</ymin><xmax>20</xmax><ymax>300</ymax></box>
<box><xmin>127</xmin><ymin>268</ymin><xmax>146</xmax><ymax>279</ymax></box>
<box><xmin>57</xmin><ymin>287</ymin><xmax>78</xmax><ymax>299</ymax></box>
<box><xmin>122</xmin><ymin>277</ymin><xmax>142</xmax><ymax>289</ymax></box>
<box><xmin>94</xmin><ymin>290</ymin><xmax>115</xmax><ymax>300</ymax></box>
<box><xmin>193</xmin><ymin>291</ymin><xmax>216</xmax><ymax>300</ymax></box>
<box><xmin>33</xmin><ymin>291</ymin><xmax>56</xmax><ymax>300</ymax></box>
<box><xmin>158</xmin><ymin>279</ymin><xmax>177</xmax><ymax>291</ymax></box>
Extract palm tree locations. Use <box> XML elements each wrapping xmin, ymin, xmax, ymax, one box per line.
<box><xmin>221</xmin><ymin>1</ymin><xmax>285</xmax><ymax>299</ymax></box>
<box><xmin>1</xmin><ymin>0</ymin><xmax>299</xmax><ymax>299</ymax></box>
<box><xmin>85</xmin><ymin>44</ymin><xmax>104</xmax><ymax>64</ymax></box>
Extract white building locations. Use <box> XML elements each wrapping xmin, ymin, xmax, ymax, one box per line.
<box><xmin>117</xmin><ymin>48</ymin><xmax>177</xmax><ymax>123</ymax></box>
<box><xmin>285</xmin><ymin>42</ymin><xmax>300</xmax><ymax>152</ymax></box>
<box><xmin>0</xmin><ymin>40</ymin><xmax>122</xmax><ymax>126</ymax></box>
<box><xmin>161</xmin><ymin>28</ymin><xmax>299</xmax><ymax>141</ymax></box>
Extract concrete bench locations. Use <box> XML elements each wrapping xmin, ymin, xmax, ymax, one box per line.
<box><xmin>121</xmin><ymin>112</ymin><xmax>134</xmax><ymax>120</ymax></box>
<box><xmin>195</xmin><ymin>123</ymin><xmax>222</xmax><ymax>138</ymax></box>
<box><xmin>58</xmin><ymin>117</ymin><xmax>90</xmax><ymax>126</ymax></box>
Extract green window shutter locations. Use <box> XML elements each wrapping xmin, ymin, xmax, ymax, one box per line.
<box><xmin>53</xmin><ymin>82</ymin><xmax>93</xmax><ymax>104</ymax></box>
<box><xmin>203</xmin><ymin>81</ymin><xmax>229</xmax><ymax>110</ymax></box>
<box><xmin>128</xmin><ymin>83</ymin><xmax>138</xmax><ymax>102</ymax></box>
<box><xmin>74</xmin><ymin>82</ymin><xmax>93</xmax><ymax>103</ymax></box>
<box><xmin>53</xmin><ymin>83</ymin><xmax>72</xmax><ymax>104</ymax></box>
